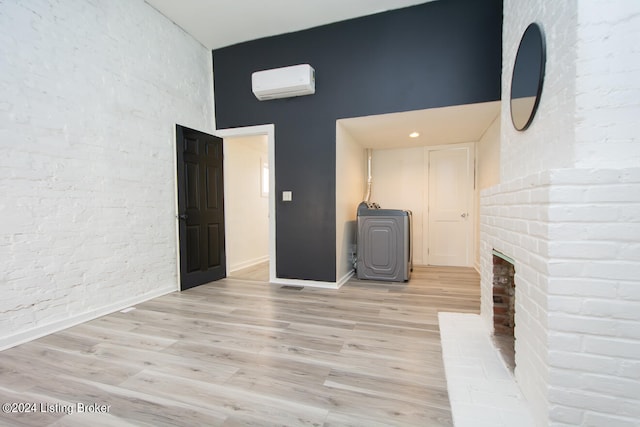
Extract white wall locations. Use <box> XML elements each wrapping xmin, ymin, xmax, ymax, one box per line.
<box><xmin>372</xmin><ymin>143</ymin><xmax>483</xmax><ymax>267</ymax></box>
<box><xmin>493</xmin><ymin>2</ymin><xmax>581</xmax><ymax>422</ymax></box>
<box><xmin>477</xmin><ymin>117</ymin><xmax>502</xmax><ymax>192</ymax></box>
<box><xmin>224</xmin><ymin>135</ymin><xmax>269</xmax><ymax>272</ymax></box>
<box><xmin>482</xmin><ymin>1</ymin><xmax>640</xmax><ymax>425</ymax></box>
<box><xmin>370</xmin><ymin>147</ymin><xmax>425</xmax><ymax>264</ymax></box>
<box><xmin>0</xmin><ymin>0</ymin><xmax>215</xmax><ymax>349</ymax></box>
<box><xmin>481</xmin><ymin>174</ymin><xmax>553</xmax><ymax>425</ymax></box>
<box><xmin>574</xmin><ymin>2</ymin><xmax>640</xmax><ymax>169</ymax></box>
<box><xmin>548</xmin><ymin>3</ymin><xmax>640</xmax><ymax>425</ymax></box>
<box><xmin>475</xmin><ymin>116</ymin><xmax>501</xmax><ymax>267</ymax></box>
<box><xmin>500</xmin><ymin>2</ymin><xmax>577</xmax><ymax>183</ymax></box>
<box><xmin>545</xmin><ymin>168</ymin><xmax>640</xmax><ymax>426</ymax></box>
<box><xmin>335</xmin><ymin>123</ymin><xmax>365</xmax><ymax>284</ymax></box>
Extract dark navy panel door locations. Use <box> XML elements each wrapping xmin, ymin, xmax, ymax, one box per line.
<box><xmin>176</xmin><ymin>125</ymin><xmax>226</xmax><ymax>290</ymax></box>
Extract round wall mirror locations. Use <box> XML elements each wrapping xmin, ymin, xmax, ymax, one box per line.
<box><xmin>510</xmin><ymin>23</ymin><xmax>546</xmax><ymax>131</ymax></box>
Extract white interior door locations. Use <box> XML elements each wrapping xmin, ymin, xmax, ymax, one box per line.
<box><xmin>426</xmin><ymin>146</ymin><xmax>474</xmax><ymax>266</ymax></box>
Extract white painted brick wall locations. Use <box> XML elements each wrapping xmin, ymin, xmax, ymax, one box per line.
<box><xmin>480</xmin><ymin>173</ymin><xmax>552</xmax><ymax>425</ymax></box>
<box><xmin>501</xmin><ymin>1</ymin><xmax>577</xmax><ymax>183</ymax></box>
<box><xmin>488</xmin><ymin>2</ymin><xmax>640</xmax><ymax>426</ymax></box>
<box><xmin>482</xmin><ymin>168</ymin><xmax>640</xmax><ymax>426</ymax></box>
<box><xmin>575</xmin><ymin>2</ymin><xmax>640</xmax><ymax>169</ymax></box>
<box><xmin>0</xmin><ymin>0</ymin><xmax>214</xmax><ymax>348</ymax></box>
<box><xmin>546</xmin><ymin>168</ymin><xmax>640</xmax><ymax>427</ymax></box>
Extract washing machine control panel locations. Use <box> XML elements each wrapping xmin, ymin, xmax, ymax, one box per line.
<box><xmin>360</xmin><ymin>201</ymin><xmax>380</xmax><ymax>210</ymax></box>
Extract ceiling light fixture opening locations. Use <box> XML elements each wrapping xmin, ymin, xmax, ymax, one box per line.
<box><xmin>409</xmin><ymin>132</ymin><xmax>420</xmax><ymax>138</ymax></box>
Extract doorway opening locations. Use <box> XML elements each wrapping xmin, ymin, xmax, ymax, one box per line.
<box><xmin>215</xmin><ymin>124</ymin><xmax>276</xmax><ymax>283</ymax></box>
<box><xmin>223</xmin><ymin>134</ymin><xmax>270</xmax><ymax>282</ymax></box>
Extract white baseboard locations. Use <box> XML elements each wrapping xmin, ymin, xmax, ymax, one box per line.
<box><xmin>337</xmin><ymin>269</ymin><xmax>354</xmax><ymax>288</ymax></box>
<box><xmin>229</xmin><ymin>255</ymin><xmax>269</xmax><ymax>274</ymax></box>
<box><xmin>269</xmin><ymin>270</ymin><xmax>353</xmax><ymax>290</ymax></box>
<box><xmin>271</xmin><ymin>277</ymin><xmax>340</xmax><ymax>289</ymax></box>
<box><xmin>0</xmin><ymin>285</ymin><xmax>176</xmax><ymax>351</ymax></box>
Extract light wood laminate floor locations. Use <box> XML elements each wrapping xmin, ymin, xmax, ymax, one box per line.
<box><xmin>228</xmin><ymin>261</ymin><xmax>270</xmax><ymax>282</ymax></box>
<box><xmin>0</xmin><ymin>266</ymin><xmax>480</xmax><ymax>427</ymax></box>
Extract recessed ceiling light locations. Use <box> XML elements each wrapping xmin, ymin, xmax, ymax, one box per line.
<box><xmin>409</xmin><ymin>132</ymin><xmax>420</xmax><ymax>138</ymax></box>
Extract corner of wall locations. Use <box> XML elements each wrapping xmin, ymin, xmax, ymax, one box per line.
<box><xmin>335</xmin><ymin>123</ymin><xmax>366</xmax><ymax>282</ymax></box>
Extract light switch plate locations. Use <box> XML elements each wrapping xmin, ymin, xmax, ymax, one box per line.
<box><xmin>282</xmin><ymin>191</ymin><xmax>292</xmax><ymax>201</ymax></box>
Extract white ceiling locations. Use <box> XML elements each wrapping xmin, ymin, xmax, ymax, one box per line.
<box><xmin>144</xmin><ymin>0</ymin><xmax>434</xmax><ymax>50</ymax></box>
<box><xmin>338</xmin><ymin>101</ymin><xmax>501</xmax><ymax>150</ymax></box>
<box><xmin>144</xmin><ymin>0</ymin><xmax>501</xmax><ymax>149</ymax></box>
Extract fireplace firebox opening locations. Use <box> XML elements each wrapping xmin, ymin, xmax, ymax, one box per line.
<box><xmin>492</xmin><ymin>250</ymin><xmax>516</xmax><ymax>372</ymax></box>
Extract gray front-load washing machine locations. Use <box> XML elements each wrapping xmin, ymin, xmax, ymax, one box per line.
<box><xmin>356</xmin><ymin>201</ymin><xmax>412</xmax><ymax>282</ymax></box>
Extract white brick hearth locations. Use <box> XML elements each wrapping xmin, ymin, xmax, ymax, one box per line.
<box><xmin>439</xmin><ymin>312</ymin><xmax>534</xmax><ymax>427</ymax></box>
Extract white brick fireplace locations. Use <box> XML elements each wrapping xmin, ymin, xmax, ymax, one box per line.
<box><xmin>481</xmin><ymin>1</ymin><xmax>640</xmax><ymax>426</ymax></box>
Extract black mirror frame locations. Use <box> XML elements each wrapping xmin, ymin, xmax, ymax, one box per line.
<box><xmin>510</xmin><ymin>23</ymin><xmax>546</xmax><ymax>131</ymax></box>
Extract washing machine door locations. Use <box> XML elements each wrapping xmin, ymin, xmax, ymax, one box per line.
<box><xmin>357</xmin><ymin>213</ymin><xmax>409</xmax><ymax>282</ymax></box>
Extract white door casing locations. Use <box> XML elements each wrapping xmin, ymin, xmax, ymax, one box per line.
<box><xmin>214</xmin><ymin>125</ymin><xmax>276</xmax><ymax>283</ymax></box>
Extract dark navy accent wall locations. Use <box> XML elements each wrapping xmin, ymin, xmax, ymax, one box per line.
<box><xmin>213</xmin><ymin>0</ymin><xmax>502</xmax><ymax>282</ymax></box>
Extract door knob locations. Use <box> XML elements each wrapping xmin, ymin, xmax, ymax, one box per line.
<box><xmin>461</xmin><ymin>213</ymin><xmax>468</xmax><ymax>218</ymax></box>
<box><xmin>177</xmin><ymin>214</ymin><xmax>188</xmax><ymax>220</ymax></box>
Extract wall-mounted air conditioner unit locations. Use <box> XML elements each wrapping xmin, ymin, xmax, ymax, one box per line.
<box><xmin>251</xmin><ymin>64</ymin><xmax>315</xmax><ymax>101</ymax></box>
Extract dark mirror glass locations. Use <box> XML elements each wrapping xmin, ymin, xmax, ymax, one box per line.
<box><xmin>510</xmin><ymin>23</ymin><xmax>546</xmax><ymax>131</ymax></box>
